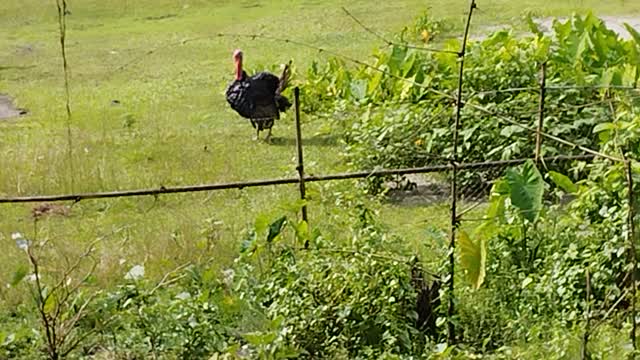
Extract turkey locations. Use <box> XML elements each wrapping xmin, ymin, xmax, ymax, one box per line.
<box><xmin>225</xmin><ymin>49</ymin><xmax>292</xmax><ymax>142</ymax></box>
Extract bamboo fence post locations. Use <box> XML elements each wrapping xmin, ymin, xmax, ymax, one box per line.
<box><xmin>582</xmin><ymin>266</ymin><xmax>591</xmax><ymax>360</ymax></box>
<box><xmin>626</xmin><ymin>158</ymin><xmax>638</xmax><ymax>355</ymax></box>
<box><xmin>535</xmin><ymin>62</ymin><xmax>547</xmax><ymax>164</ymax></box>
<box><xmin>293</xmin><ymin>87</ymin><xmax>309</xmax><ymax>247</ymax></box>
<box><xmin>448</xmin><ymin>0</ymin><xmax>477</xmax><ymax>345</ymax></box>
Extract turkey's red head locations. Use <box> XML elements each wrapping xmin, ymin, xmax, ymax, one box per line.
<box><xmin>233</xmin><ymin>49</ymin><xmax>243</xmax><ymax>80</ymax></box>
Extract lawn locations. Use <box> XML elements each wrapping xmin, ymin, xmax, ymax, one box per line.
<box><xmin>1</xmin><ymin>0</ymin><xmax>639</xmax><ymax>303</ymax></box>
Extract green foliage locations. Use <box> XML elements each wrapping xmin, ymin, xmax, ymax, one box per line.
<box><xmin>302</xmin><ymin>13</ymin><xmax>640</xmax><ymax>192</ymax></box>
<box><xmin>504</xmin><ymin>160</ymin><xmax>545</xmax><ymax>222</ymax></box>
<box><xmin>232</xmin><ymin>209</ymin><xmax>438</xmax><ymax>359</ymax></box>
<box><xmin>458</xmin><ymin>230</ymin><xmax>486</xmax><ymax>290</ymax></box>
<box><xmin>84</xmin><ymin>264</ymin><xmax>229</xmax><ymax>359</ymax></box>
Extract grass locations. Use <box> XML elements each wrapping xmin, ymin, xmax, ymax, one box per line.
<box><xmin>1</xmin><ymin>0</ymin><xmax>639</xmax><ymax>306</ymax></box>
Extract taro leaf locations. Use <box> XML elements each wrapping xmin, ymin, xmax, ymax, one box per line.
<box><xmin>254</xmin><ymin>214</ymin><xmax>270</xmax><ymax>235</ymax></box>
<box><xmin>548</xmin><ymin>171</ymin><xmax>578</xmax><ymax>194</ymax></box>
<box><xmin>294</xmin><ymin>220</ymin><xmax>309</xmax><ymax>243</ymax></box>
<box><xmin>505</xmin><ymin>160</ymin><xmax>544</xmax><ymax>222</ymax></box>
<box><xmin>388</xmin><ymin>45</ymin><xmax>407</xmax><ymax>74</ymax></box>
<box><xmin>10</xmin><ymin>265</ymin><xmax>29</xmax><ymax>286</ymax></box>
<box><xmin>350</xmin><ymin>79</ymin><xmax>367</xmax><ymax>101</ymax></box>
<box><xmin>525</xmin><ymin>13</ymin><xmax>543</xmax><ymax>38</ymax></box>
<box><xmin>244</xmin><ymin>331</ymin><xmax>277</xmax><ymax>346</ymax></box>
<box><xmin>459</xmin><ymin>230</ymin><xmax>486</xmax><ymax>289</ymax></box>
<box><xmin>240</xmin><ymin>230</ymin><xmax>257</xmax><ymax>253</ymax></box>
<box><xmin>267</xmin><ymin>216</ymin><xmax>287</xmax><ymax>243</ymax></box>
<box><xmin>624</xmin><ymin>23</ymin><xmax>640</xmax><ymax>47</ymax></box>
<box><xmin>43</xmin><ymin>293</ymin><xmax>57</xmax><ymax>315</ymax></box>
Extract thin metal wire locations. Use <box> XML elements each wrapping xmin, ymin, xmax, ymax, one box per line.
<box><xmin>341</xmin><ymin>7</ymin><xmax>460</xmax><ymax>56</ymax></box>
<box><xmin>0</xmin><ymin>155</ymin><xmax>594</xmax><ymax>204</ymax></box>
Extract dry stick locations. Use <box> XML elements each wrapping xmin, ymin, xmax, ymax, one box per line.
<box><xmin>340</xmin><ymin>7</ymin><xmax>459</xmax><ymax>55</ymax></box>
<box><xmin>55</xmin><ymin>0</ymin><xmax>74</xmax><ymax>193</ymax></box>
<box><xmin>626</xmin><ymin>157</ymin><xmax>638</xmax><ymax>354</ymax></box>
<box><xmin>582</xmin><ymin>266</ymin><xmax>591</xmax><ymax>360</ymax></box>
<box><xmin>448</xmin><ymin>0</ymin><xmax>477</xmax><ymax>345</ymax></box>
<box><xmin>293</xmin><ymin>87</ymin><xmax>309</xmax><ymax>246</ymax></box>
<box><xmin>0</xmin><ymin>155</ymin><xmax>595</xmax><ymax>204</ymax></box>
<box><xmin>535</xmin><ymin>62</ymin><xmax>547</xmax><ymax>164</ymax></box>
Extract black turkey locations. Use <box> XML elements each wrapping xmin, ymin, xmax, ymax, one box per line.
<box><xmin>225</xmin><ymin>49</ymin><xmax>292</xmax><ymax>142</ymax></box>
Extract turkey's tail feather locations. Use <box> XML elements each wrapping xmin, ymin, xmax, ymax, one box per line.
<box><xmin>277</xmin><ymin>60</ymin><xmax>292</xmax><ymax>95</ymax></box>
<box><xmin>275</xmin><ymin>95</ymin><xmax>292</xmax><ymax>112</ymax></box>
<box><xmin>275</xmin><ymin>60</ymin><xmax>293</xmax><ymax>113</ymax></box>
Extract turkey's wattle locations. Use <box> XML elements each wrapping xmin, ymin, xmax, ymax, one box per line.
<box><xmin>225</xmin><ymin>49</ymin><xmax>292</xmax><ymax>142</ymax></box>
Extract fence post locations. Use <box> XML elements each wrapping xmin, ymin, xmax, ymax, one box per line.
<box><xmin>626</xmin><ymin>158</ymin><xmax>637</xmax><ymax>355</ymax></box>
<box><xmin>582</xmin><ymin>266</ymin><xmax>591</xmax><ymax>360</ymax></box>
<box><xmin>535</xmin><ymin>62</ymin><xmax>547</xmax><ymax>164</ymax></box>
<box><xmin>293</xmin><ymin>87</ymin><xmax>309</xmax><ymax>247</ymax></box>
<box><xmin>448</xmin><ymin>0</ymin><xmax>477</xmax><ymax>345</ymax></box>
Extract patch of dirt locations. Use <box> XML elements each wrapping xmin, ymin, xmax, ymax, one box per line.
<box><xmin>385</xmin><ymin>174</ymin><xmax>450</xmax><ymax>206</ymax></box>
<box><xmin>0</xmin><ymin>94</ymin><xmax>27</xmax><ymax>120</ymax></box>
<box><xmin>537</xmin><ymin>16</ymin><xmax>640</xmax><ymax>40</ymax></box>
<box><xmin>471</xmin><ymin>15</ymin><xmax>640</xmax><ymax>40</ymax></box>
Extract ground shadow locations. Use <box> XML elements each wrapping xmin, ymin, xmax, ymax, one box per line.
<box><xmin>269</xmin><ymin>134</ymin><xmax>339</xmax><ymax>147</ymax></box>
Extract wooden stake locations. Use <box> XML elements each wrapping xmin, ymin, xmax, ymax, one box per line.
<box><xmin>448</xmin><ymin>0</ymin><xmax>477</xmax><ymax>345</ymax></box>
<box><xmin>582</xmin><ymin>266</ymin><xmax>591</xmax><ymax>360</ymax></box>
<box><xmin>626</xmin><ymin>158</ymin><xmax>637</xmax><ymax>355</ymax></box>
<box><xmin>293</xmin><ymin>87</ymin><xmax>309</xmax><ymax>247</ymax></box>
<box><xmin>535</xmin><ymin>62</ymin><xmax>547</xmax><ymax>164</ymax></box>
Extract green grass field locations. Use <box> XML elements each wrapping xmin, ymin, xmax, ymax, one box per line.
<box><xmin>1</xmin><ymin>0</ymin><xmax>639</xmax><ymax>302</ymax></box>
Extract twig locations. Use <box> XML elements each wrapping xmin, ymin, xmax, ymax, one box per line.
<box><xmin>55</xmin><ymin>0</ymin><xmax>74</xmax><ymax>192</ymax></box>
<box><xmin>149</xmin><ymin>262</ymin><xmax>192</xmax><ymax>295</ymax></box>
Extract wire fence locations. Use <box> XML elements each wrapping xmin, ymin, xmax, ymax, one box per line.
<box><xmin>3</xmin><ymin>0</ymin><xmax>640</xmax><ymax>354</ymax></box>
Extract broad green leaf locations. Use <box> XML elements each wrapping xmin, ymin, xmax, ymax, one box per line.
<box><xmin>575</xmin><ymin>32</ymin><xmax>593</xmax><ymax>66</ymax></box>
<box><xmin>401</xmin><ymin>52</ymin><xmax>416</xmax><ymax>77</ymax></box>
<box><xmin>267</xmin><ymin>216</ymin><xmax>287</xmax><ymax>243</ymax></box>
<box><xmin>624</xmin><ymin>23</ymin><xmax>640</xmax><ymax>47</ymax></box>
<box><xmin>254</xmin><ymin>214</ymin><xmax>270</xmax><ymax>235</ymax></box>
<box><xmin>491</xmin><ymin>178</ymin><xmax>511</xmax><ymax>197</ymax></box>
<box><xmin>294</xmin><ymin>220</ymin><xmax>309</xmax><ymax>243</ymax></box>
<box><xmin>548</xmin><ymin>171</ymin><xmax>578</xmax><ymax>194</ymax></box>
<box><xmin>43</xmin><ymin>293</ymin><xmax>57</xmax><ymax>315</ymax></box>
<box><xmin>243</xmin><ymin>331</ymin><xmax>277</xmax><ymax>346</ymax></box>
<box><xmin>505</xmin><ymin>160</ymin><xmax>544</xmax><ymax>222</ymax></box>
<box><xmin>458</xmin><ymin>230</ymin><xmax>486</xmax><ymax>289</ymax></box>
<box><xmin>350</xmin><ymin>79</ymin><xmax>367</xmax><ymax>101</ymax></box>
<box><xmin>388</xmin><ymin>45</ymin><xmax>407</xmax><ymax>74</ymax></box>
<box><xmin>525</xmin><ymin>13</ymin><xmax>543</xmax><ymax>38</ymax></box>
<box><xmin>10</xmin><ymin>265</ymin><xmax>29</xmax><ymax>287</ymax></box>
<box><xmin>593</xmin><ymin>122</ymin><xmax>616</xmax><ymax>133</ymax></box>
<box><xmin>240</xmin><ymin>230</ymin><xmax>257</xmax><ymax>253</ymax></box>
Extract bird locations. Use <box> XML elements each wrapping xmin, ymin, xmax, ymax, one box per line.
<box><xmin>225</xmin><ymin>49</ymin><xmax>292</xmax><ymax>143</ymax></box>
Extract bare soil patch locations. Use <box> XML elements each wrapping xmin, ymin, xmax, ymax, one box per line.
<box><xmin>471</xmin><ymin>15</ymin><xmax>640</xmax><ymax>40</ymax></box>
<box><xmin>0</xmin><ymin>94</ymin><xmax>27</xmax><ymax>120</ymax></box>
<box><xmin>537</xmin><ymin>15</ymin><xmax>640</xmax><ymax>40</ymax></box>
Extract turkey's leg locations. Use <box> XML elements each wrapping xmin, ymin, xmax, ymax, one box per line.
<box><xmin>264</xmin><ymin>127</ymin><xmax>273</xmax><ymax>143</ymax></box>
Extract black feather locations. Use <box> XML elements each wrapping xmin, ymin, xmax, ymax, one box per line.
<box><xmin>225</xmin><ymin>62</ymin><xmax>292</xmax><ymax>134</ymax></box>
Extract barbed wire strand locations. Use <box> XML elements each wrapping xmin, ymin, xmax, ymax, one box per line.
<box><xmin>0</xmin><ymin>155</ymin><xmax>594</xmax><ymax>204</ymax></box>
<box><xmin>340</xmin><ymin>7</ymin><xmax>460</xmax><ymax>56</ymax></box>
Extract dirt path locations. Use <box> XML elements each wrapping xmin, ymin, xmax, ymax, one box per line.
<box><xmin>0</xmin><ymin>94</ymin><xmax>26</xmax><ymax>120</ymax></box>
<box><xmin>472</xmin><ymin>15</ymin><xmax>640</xmax><ymax>40</ymax></box>
<box><xmin>537</xmin><ymin>16</ymin><xmax>640</xmax><ymax>40</ymax></box>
